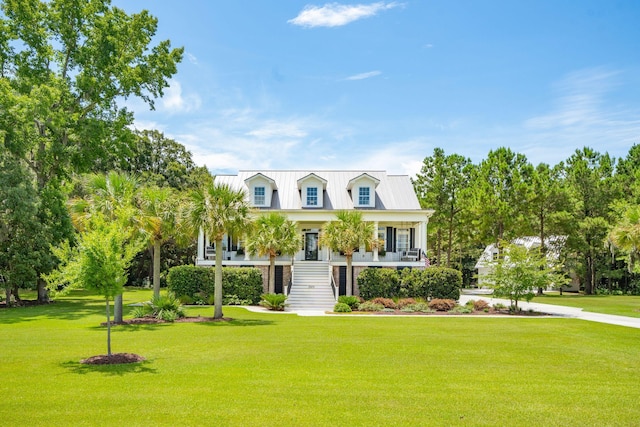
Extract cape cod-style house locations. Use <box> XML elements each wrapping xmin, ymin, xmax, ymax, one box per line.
<box><xmin>195</xmin><ymin>170</ymin><xmax>434</xmax><ymax>310</ymax></box>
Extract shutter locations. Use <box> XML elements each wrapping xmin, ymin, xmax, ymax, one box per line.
<box><xmin>274</xmin><ymin>266</ymin><xmax>284</xmax><ymax>294</ymax></box>
<box><xmin>339</xmin><ymin>266</ymin><xmax>347</xmax><ymax>296</ymax></box>
<box><xmin>410</xmin><ymin>228</ymin><xmax>415</xmax><ymax>249</ymax></box>
<box><xmin>386</xmin><ymin>227</ymin><xmax>393</xmax><ymax>252</ymax></box>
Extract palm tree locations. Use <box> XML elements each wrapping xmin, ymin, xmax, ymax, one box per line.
<box><xmin>320</xmin><ymin>210</ymin><xmax>377</xmax><ymax>296</ymax></box>
<box><xmin>245</xmin><ymin>212</ymin><xmax>300</xmax><ymax>293</ymax></box>
<box><xmin>137</xmin><ymin>186</ymin><xmax>180</xmax><ymax>298</ymax></box>
<box><xmin>184</xmin><ymin>182</ymin><xmax>251</xmax><ymax>319</ymax></box>
<box><xmin>609</xmin><ymin>204</ymin><xmax>640</xmax><ymax>273</ymax></box>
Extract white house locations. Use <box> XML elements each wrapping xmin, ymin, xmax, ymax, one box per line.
<box><xmin>475</xmin><ymin>235</ymin><xmax>577</xmax><ymax>291</ymax></box>
<box><xmin>195</xmin><ymin>170</ymin><xmax>434</xmax><ymax>310</ymax></box>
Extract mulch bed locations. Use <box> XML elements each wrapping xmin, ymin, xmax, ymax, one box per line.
<box><xmin>81</xmin><ymin>353</ymin><xmax>146</xmax><ymax>365</ymax></box>
<box><xmin>338</xmin><ymin>309</ymin><xmax>552</xmax><ymax>316</ymax></box>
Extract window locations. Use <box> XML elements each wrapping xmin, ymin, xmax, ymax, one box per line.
<box><xmin>306</xmin><ymin>187</ymin><xmax>318</xmax><ymax>206</ymax></box>
<box><xmin>254</xmin><ymin>186</ymin><xmax>265</xmax><ymax>206</ymax></box>
<box><xmin>358</xmin><ymin>186</ymin><xmax>370</xmax><ymax>206</ymax></box>
<box><xmin>396</xmin><ymin>229</ymin><xmax>410</xmax><ymax>253</ymax></box>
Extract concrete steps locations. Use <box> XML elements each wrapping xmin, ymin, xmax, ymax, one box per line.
<box><xmin>287</xmin><ymin>262</ymin><xmax>336</xmax><ymax>312</ymax></box>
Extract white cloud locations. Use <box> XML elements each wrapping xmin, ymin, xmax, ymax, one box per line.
<box><xmin>161</xmin><ymin>79</ymin><xmax>202</xmax><ymax>113</ymax></box>
<box><xmin>345</xmin><ymin>70</ymin><xmax>382</xmax><ymax>80</ymax></box>
<box><xmin>288</xmin><ymin>2</ymin><xmax>402</xmax><ymax>28</ymax></box>
<box><xmin>246</xmin><ymin>121</ymin><xmax>308</xmax><ymax>139</ymax></box>
<box><xmin>185</xmin><ymin>52</ymin><xmax>198</xmax><ymax>65</ymax></box>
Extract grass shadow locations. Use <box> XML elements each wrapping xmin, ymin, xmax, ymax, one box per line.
<box><xmin>60</xmin><ymin>359</ymin><xmax>158</xmax><ymax>376</ymax></box>
<box><xmin>192</xmin><ymin>318</ymin><xmax>276</xmax><ymax>327</ymax></box>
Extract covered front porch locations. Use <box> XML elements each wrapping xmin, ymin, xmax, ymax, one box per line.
<box><xmin>195</xmin><ymin>218</ymin><xmax>428</xmax><ymax>267</ymax></box>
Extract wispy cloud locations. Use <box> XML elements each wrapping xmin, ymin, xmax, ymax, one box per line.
<box><xmin>345</xmin><ymin>70</ymin><xmax>382</xmax><ymax>80</ymax></box>
<box><xmin>288</xmin><ymin>2</ymin><xmax>402</xmax><ymax>28</ymax></box>
<box><xmin>185</xmin><ymin>52</ymin><xmax>198</xmax><ymax>65</ymax></box>
<box><xmin>161</xmin><ymin>79</ymin><xmax>202</xmax><ymax>114</ymax></box>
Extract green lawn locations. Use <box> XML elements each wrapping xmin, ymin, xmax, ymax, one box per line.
<box><xmin>1</xmin><ymin>289</ymin><xmax>639</xmax><ymax>426</ymax></box>
<box><xmin>532</xmin><ymin>294</ymin><xmax>640</xmax><ymax>317</ymax></box>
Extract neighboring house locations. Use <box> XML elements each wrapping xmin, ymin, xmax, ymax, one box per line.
<box><xmin>475</xmin><ymin>235</ymin><xmax>578</xmax><ymax>291</ymax></box>
<box><xmin>195</xmin><ymin>170</ymin><xmax>434</xmax><ymax>310</ymax></box>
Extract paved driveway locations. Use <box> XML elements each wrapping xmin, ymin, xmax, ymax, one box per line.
<box><xmin>459</xmin><ymin>294</ymin><xmax>640</xmax><ymax>329</ymax></box>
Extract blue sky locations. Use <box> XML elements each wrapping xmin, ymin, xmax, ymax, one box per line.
<box><xmin>115</xmin><ymin>1</ymin><xmax>640</xmax><ymax>176</ymax></box>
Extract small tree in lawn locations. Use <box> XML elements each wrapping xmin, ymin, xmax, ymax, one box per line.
<box><xmin>320</xmin><ymin>211</ymin><xmax>377</xmax><ymax>296</ymax></box>
<box><xmin>484</xmin><ymin>242</ymin><xmax>568</xmax><ymax>310</ymax></box>
<box><xmin>45</xmin><ymin>217</ymin><xmax>144</xmax><ymax>356</ymax></box>
<box><xmin>245</xmin><ymin>212</ymin><xmax>301</xmax><ymax>294</ymax></box>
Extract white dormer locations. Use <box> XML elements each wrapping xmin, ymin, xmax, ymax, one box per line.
<box><xmin>297</xmin><ymin>173</ymin><xmax>327</xmax><ymax>208</ymax></box>
<box><xmin>244</xmin><ymin>173</ymin><xmax>277</xmax><ymax>208</ymax></box>
<box><xmin>347</xmin><ymin>173</ymin><xmax>380</xmax><ymax>208</ymax></box>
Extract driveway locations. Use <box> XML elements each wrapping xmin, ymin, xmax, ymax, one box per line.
<box><xmin>459</xmin><ymin>294</ymin><xmax>640</xmax><ymax>329</ymax></box>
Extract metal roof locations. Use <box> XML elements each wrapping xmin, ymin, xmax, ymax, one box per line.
<box><xmin>215</xmin><ymin>170</ymin><xmax>423</xmax><ymax>210</ymax></box>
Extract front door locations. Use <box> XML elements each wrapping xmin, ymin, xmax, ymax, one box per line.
<box><xmin>305</xmin><ymin>233</ymin><xmax>318</xmax><ymax>261</ymax></box>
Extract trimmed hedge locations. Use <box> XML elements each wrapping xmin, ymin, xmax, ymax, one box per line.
<box><xmin>357</xmin><ymin>268</ymin><xmax>400</xmax><ymax>300</ymax></box>
<box><xmin>167</xmin><ymin>265</ymin><xmax>263</xmax><ymax>304</ymax></box>
<box><xmin>357</xmin><ymin>267</ymin><xmax>462</xmax><ymax>301</ymax></box>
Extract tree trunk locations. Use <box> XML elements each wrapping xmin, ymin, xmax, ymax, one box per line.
<box><xmin>106</xmin><ymin>298</ymin><xmax>112</xmax><ymax>356</ymax></box>
<box><xmin>447</xmin><ymin>214</ymin><xmax>454</xmax><ymax>268</ymax></box>
<box><xmin>153</xmin><ymin>240</ymin><xmax>161</xmax><ymax>299</ymax></box>
<box><xmin>37</xmin><ymin>278</ymin><xmax>49</xmax><ymax>303</ymax></box>
<box><xmin>537</xmin><ymin>220</ymin><xmax>546</xmax><ymax>296</ymax></box>
<box><xmin>436</xmin><ymin>228</ymin><xmax>442</xmax><ymax>266</ymax></box>
<box><xmin>584</xmin><ymin>255</ymin><xmax>594</xmax><ymax>295</ymax></box>
<box><xmin>214</xmin><ymin>238</ymin><xmax>224</xmax><ymax>319</ymax></box>
<box><xmin>114</xmin><ymin>294</ymin><xmax>123</xmax><ymax>323</ymax></box>
<box><xmin>268</xmin><ymin>255</ymin><xmax>275</xmax><ymax>294</ymax></box>
<box><xmin>346</xmin><ymin>255</ymin><xmax>353</xmax><ymax>296</ymax></box>
<box><xmin>12</xmin><ymin>286</ymin><xmax>20</xmax><ymax>303</ymax></box>
<box><xmin>5</xmin><ymin>288</ymin><xmax>11</xmax><ymax>307</ymax></box>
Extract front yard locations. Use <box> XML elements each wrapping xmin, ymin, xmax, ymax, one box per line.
<box><xmin>1</xmin><ymin>288</ymin><xmax>639</xmax><ymax>426</ymax></box>
<box><xmin>532</xmin><ymin>294</ymin><xmax>640</xmax><ymax>317</ymax></box>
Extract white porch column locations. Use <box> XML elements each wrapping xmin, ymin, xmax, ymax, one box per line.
<box><xmin>373</xmin><ymin>221</ymin><xmax>379</xmax><ymax>262</ymax></box>
<box><xmin>419</xmin><ymin>221</ymin><xmax>428</xmax><ymax>257</ymax></box>
<box><xmin>197</xmin><ymin>229</ymin><xmax>205</xmax><ymax>262</ymax></box>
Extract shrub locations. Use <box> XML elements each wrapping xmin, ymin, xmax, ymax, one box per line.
<box><xmin>357</xmin><ymin>301</ymin><xmax>385</xmax><ymax>312</ymax></box>
<box><xmin>428</xmin><ymin>298</ymin><xmax>456</xmax><ymax>312</ymax></box>
<box><xmin>425</xmin><ymin>267</ymin><xmax>462</xmax><ymax>300</ymax></box>
<box><xmin>223</xmin><ymin>294</ymin><xmax>253</xmax><ymax>305</ymax></box>
<box><xmin>357</xmin><ymin>268</ymin><xmax>400</xmax><ymax>300</ymax></box>
<box><xmin>472</xmin><ymin>299</ymin><xmax>490</xmax><ymax>311</ymax></box>
<box><xmin>371</xmin><ymin>297</ymin><xmax>396</xmax><ymax>309</ymax></box>
<box><xmin>132</xmin><ymin>292</ymin><xmax>185</xmax><ymax>322</ymax></box>
<box><xmin>166</xmin><ymin>265</ymin><xmax>213</xmax><ymax>301</ymax></box>
<box><xmin>259</xmin><ymin>293</ymin><xmax>288</xmax><ymax>311</ymax></box>
<box><xmin>167</xmin><ymin>266</ymin><xmax>263</xmax><ymax>304</ymax></box>
<box><xmin>338</xmin><ymin>295</ymin><xmax>361</xmax><ymax>309</ymax></box>
<box><xmin>406</xmin><ymin>302</ymin><xmax>432</xmax><ymax>313</ymax></box>
<box><xmin>450</xmin><ymin>305</ymin><xmax>473</xmax><ymax>314</ymax></box>
<box><xmin>396</xmin><ymin>298</ymin><xmax>417</xmax><ymax>309</ymax></box>
<box><xmin>494</xmin><ymin>302</ymin><xmax>507</xmax><ymax>310</ymax></box>
<box><xmin>333</xmin><ymin>302</ymin><xmax>352</xmax><ymax>313</ymax></box>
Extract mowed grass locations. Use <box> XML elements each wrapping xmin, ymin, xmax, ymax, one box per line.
<box><xmin>532</xmin><ymin>294</ymin><xmax>640</xmax><ymax>318</ymax></box>
<box><xmin>1</xmin><ymin>289</ymin><xmax>639</xmax><ymax>426</ymax></box>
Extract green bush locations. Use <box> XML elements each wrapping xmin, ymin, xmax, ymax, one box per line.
<box><xmin>450</xmin><ymin>305</ymin><xmax>473</xmax><ymax>314</ymax></box>
<box><xmin>223</xmin><ymin>294</ymin><xmax>253</xmax><ymax>305</ymax></box>
<box><xmin>167</xmin><ymin>266</ymin><xmax>263</xmax><ymax>304</ymax></box>
<box><xmin>338</xmin><ymin>295</ymin><xmax>360</xmax><ymax>309</ymax></box>
<box><xmin>357</xmin><ymin>268</ymin><xmax>400</xmax><ymax>300</ymax></box>
<box><xmin>333</xmin><ymin>302</ymin><xmax>352</xmax><ymax>313</ymax></box>
<box><xmin>259</xmin><ymin>293</ymin><xmax>288</xmax><ymax>311</ymax></box>
<box><xmin>132</xmin><ymin>292</ymin><xmax>185</xmax><ymax>322</ymax></box>
<box><xmin>357</xmin><ymin>301</ymin><xmax>385</xmax><ymax>312</ymax></box>
<box><xmin>406</xmin><ymin>302</ymin><xmax>432</xmax><ymax>313</ymax></box>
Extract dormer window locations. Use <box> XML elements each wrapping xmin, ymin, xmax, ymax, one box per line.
<box><xmin>254</xmin><ymin>186</ymin><xmax>265</xmax><ymax>206</ymax></box>
<box><xmin>307</xmin><ymin>187</ymin><xmax>318</xmax><ymax>206</ymax></box>
<box><xmin>347</xmin><ymin>173</ymin><xmax>379</xmax><ymax>208</ymax></box>
<box><xmin>297</xmin><ymin>173</ymin><xmax>327</xmax><ymax>208</ymax></box>
<box><xmin>244</xmin><ymin>173</ymin><xmax>276</xmax><ymax>208</ymax></box>
<box><xmin>358</xmin><ymin>187</ymin><xmax>370</xmax><ymax>206</ymax></box>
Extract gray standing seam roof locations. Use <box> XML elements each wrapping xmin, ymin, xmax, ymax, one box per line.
<box><xmin>215</xmin><ymin>170</ymin><xmax>422</xmax><ymax>210</ymax></box>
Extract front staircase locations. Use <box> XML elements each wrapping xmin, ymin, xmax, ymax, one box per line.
<box><xmin>286</xmin><ymin>262</ymin><xmax>336</xmax><ymax>312</ymax></box>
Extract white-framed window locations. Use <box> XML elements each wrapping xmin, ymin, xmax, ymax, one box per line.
<box><xmin>358</xmin><ymin>186</ymin><xmax>370</xmax><ymax>206</ymax></box>
<box><xmin>306</xmin><ymin>187</ymin><xmax>318</xmax><ymax>206</ymax></box>
<box><xmin>254</xmin><ymin>186</ymin><xmax>265</xmax><ymax>206</ymax></box>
